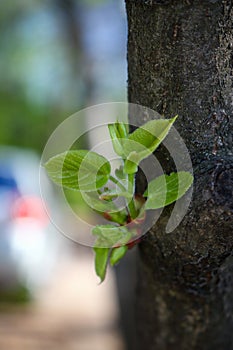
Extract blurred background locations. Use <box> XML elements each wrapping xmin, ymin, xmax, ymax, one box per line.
<box><xmin>0</xmin><ymin>1</ymin><xmax>136</xmax><ymax>349</ymax></box>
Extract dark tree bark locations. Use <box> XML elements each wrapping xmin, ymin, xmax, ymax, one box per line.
<box><xmin>126</xmin><ymin>0</ymin><xmax>233</xmax><ymax>349</ymax></box>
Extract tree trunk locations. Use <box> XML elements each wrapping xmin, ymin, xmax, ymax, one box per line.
<box><xmin>126</xmin><ymin>0</ymin><xmax>233</xmax><ymax>349</ymax></box>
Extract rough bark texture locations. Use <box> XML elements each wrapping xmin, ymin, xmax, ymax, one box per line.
<box><xmin>126</xmin><ymin>0</ymin><xmax>233</xmax><ymax>349</ymax></box>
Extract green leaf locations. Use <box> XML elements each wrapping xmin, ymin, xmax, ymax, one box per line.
<box><xmin>82</xmin><ymin>192</ymin><xmax>128</xmax><ymax>224</ymax></box>
<box><xmin>103</xmin><ymin>211</ymin><xmax>128</xmax><ymax>225</ymax></box>
<box><xmin>108</xmin><ymin>124</ymin><xmax>124</xmax><ymax>156</ymax></box>
<box><xmin>92</xmin><ymin>224</ymin><xmax>132</xmax><ymax>248</ymax></box>
<box><xmin>99</xmin><ymin>177</ymin><xmax>133</xmax><ymax>201</ymax></box>
<box><xmin>110</xmin><ymin>246</ymin><xmax>128</xmax><ymax>266</ymax></box>
<box><xmin>82</xmin><ymin>192</ymin><xmax>117</xmax><ymax>212</ymax></box>
<box><xmin>123</xmin><ymin>151</ymin><xmax>140</xmax><ymax>174</ymax></box>
<box><xmin>108</xmin><ymin>122</ymin><xmax>128</xmax><ymax>157</ymax></box>
<box><xmin>93</xmin><ymin>247</ymin><xmax>109</xmax><ymax>283</ymax></box>
<box><xmin>127</xmin><ymin>116</ymin><xmax>177</xmax><ymax>154</ymax></box>
<box><xmin>44</xmin><ymin>150</ymin><xmax>111</xmax><ymax>192</ymax></box>
<box><xmin>115</xmin><ymin>121</ymin><xmax>129</xmax><ymax>138</ymax></box>
<box><xmin>144</xmin><ymin>171</ymin><xmax>193</xmax><ymax>210</ymax></box>
<box><xmin>122</xmin><ymin>117</ymin><xmax>177</xmax><ymax>173</ymax></box>
<box><xmin>93</xmin><ymin>223</ymin><xmax>132</xmax><ymax>280</ymax></box>
<box><xmin>99</xmin><ymin>188</ymin><xmax>132</xmax><ymax>200</ymax></box>
<box><xmin>115</xmin><ymin>166</ymin><xmax>127</xmax><ymax>180</ymax></box>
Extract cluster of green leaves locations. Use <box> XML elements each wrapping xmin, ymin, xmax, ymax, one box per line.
<box><xmin>45</xmin><ymin>117</ymin><xmax>193</xmax><ymax>282</ymax></box>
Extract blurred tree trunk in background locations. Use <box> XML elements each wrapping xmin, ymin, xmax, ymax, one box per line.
<box><xmin>126</xmin><ymin>0</ymin><xmax>233</xmax><ymax>349</ymax></box>
<box><xmin>55</xmin><ymin>0</ymin><xmax>95</xmax><ymax>105</ymax></box>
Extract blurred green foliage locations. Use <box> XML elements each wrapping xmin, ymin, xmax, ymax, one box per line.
<box><xmin>0</xmin><ymin>91</ymin><xmax>48</xmax><ymax>151</ymax></box>
<box><xmin>0</xmin><ymin>0</ymin><xmax>125</xmax><ymax>153</ymax></box>
<box><xmin>0</xmin><ymin>284</ymin><xmax>31</xmax><ymax>305</ymax></box>
<box><xmin>0</xmin><ymin>0</ymin><xmax>90</xmax><ymax>152</ymax></box>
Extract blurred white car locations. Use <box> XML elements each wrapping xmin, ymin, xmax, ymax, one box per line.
<box><xmin>0</xmin><ymin>146</ymin><xmax>60</xmax><ymax>300</ymax></box>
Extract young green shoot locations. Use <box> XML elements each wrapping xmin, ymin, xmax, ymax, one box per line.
<box><xmin>45</xmin><ymin>116</ymin><xmax>193</xmax><ymax>282</ymax></box>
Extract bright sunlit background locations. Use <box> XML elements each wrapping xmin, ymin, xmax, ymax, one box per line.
<box><xmin>0</xmin><ymin>1</ymin><xmax>134</xmax><ymax>349</ymax></box>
